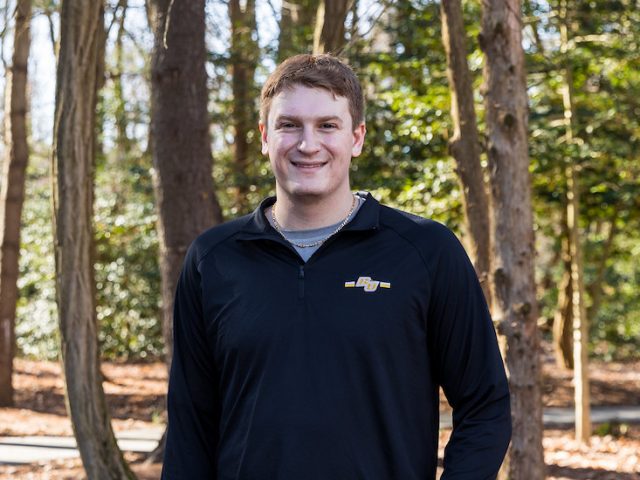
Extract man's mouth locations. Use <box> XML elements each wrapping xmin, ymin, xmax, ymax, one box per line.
<box><xmin>290</xmin><ymin>160</ymin><xmax>327</xmax><ymax>169</ymax></box>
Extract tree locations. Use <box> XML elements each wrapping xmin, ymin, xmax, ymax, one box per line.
<box><xmin>558</xmin><ymin>0</ymin><xmax>591</xmax><ymax>442</ymax></box>
<box><xmin>439</xmin><ymin>0</ymin><xmax>491</xmax><ymax>304</ymax></box>
<box><xmin>313</xmin><ymin>0</ymin><xmax>350</xmax><ymax>53</ymax></box>
<box><xmin>229</xmin><ymin>0</ymin><xmax>259</xmax><ymax>213</ymax></box>
<box><xmin>0</xmin><ymin>0</ymin><xmax>31</xmax><ymax>407</ymax></box>
<box><xmin>147</xmin><ymin>0</ymin><xmax>223</xmax><ymax>456</ymax></box>
<box><xmin>148</xmin><ymin>0</ymin><xmax>223</xmax><ymax>363</ymax></box>
<box><xmin>277</xmin><ymin>0</ymin><xmax>319</xmax><ymax>60</ymax></box>
<box><xmin>52</xmin><ymin>1</ymin><xmax>135</xmax><ymax>477</ymax></box>
<box><xmin>480</xmin><ymin>0</ymin><xmax>545</xmax><ymax>477</ymax></box>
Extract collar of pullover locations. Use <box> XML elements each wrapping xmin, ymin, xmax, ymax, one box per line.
<box><xmin>237</xmin><ymin>191</ymin><xmax>380</xmax><ymax>239</ymax></box>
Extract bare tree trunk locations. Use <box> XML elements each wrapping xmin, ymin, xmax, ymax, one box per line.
<box><xmin>114</xmin><ymin>0</ymin><xmax>131</xmax><ymax>156</ymax></box>
<box><xmin>147</xmin><ymin>0</ymin><xmax>223</xmax><ymax>460</ymax></box>
<box><xmin>52</xmin><ymin>1</ymin><xmax>135</xmax><ymax>478</ymax></box>
<box><xmin>149</xmin><ymin>0</ymin><xmax>223</xmax><ymax>365</ymax></box>
<box><xmin>313</xmin><ymin>0</ymin><xmax>349</xmax><ymax>54</ymax></box>
<box><xmin>278</xmin><ymin>0</ymin><xmax>319</xmax><ymax>61</ymax></box>
<box><xmin>229</xmin><ymin>0</ymin><xmax>258</xmax><ymax>213</ymax></box>
<box><xmin>0</xmin><ymin>0</ymin><xmax>30</xmax><ymax>408</ymax></box>
<box><xmin>553</xmin><ymin>226</ymin><xmax>574</xmax><ymax>369</ymax></box>
<box><xmin>439</xmin><ymin>0</ymin><xmax>492</xmax><ymax>306</ymax></box>
<box><xmin>480</xmin><ymin>0</ymin><xmax>545</xmax><ymax>477</ymax></box>
<box><xmin>558</xmin><ymin>0</ymin><xmax>591</xmax><ymax>443</ymax></box>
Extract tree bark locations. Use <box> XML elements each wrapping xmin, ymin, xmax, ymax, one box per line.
<box><xmin>52</xmin><ymin>1</ymin><xmax>135</xmax><ymax>478</ymax></box>
<box><xmin>149</xmin><ymin>0</ymin><xmax>223</xmax><ymax>364</ymax></box>
<box><xmin>229</xmin><ymin>0</ymin><xmax>259</xmax><ymax>213</ymax></box>
<box><xmin>439</xmin><ymin>0</ymin><xmax>492</xmax><ymax>306</ymax></box>
<box><xmin>147</xmin><ymin>0</ymin><xmax>223</xmax><ymax>459</ymax></box>
<box><xmin>480</xmin><ymin>0</ymin><xmax>545</xmax><ymax>477</ymax></box>
<box><xmin>114</xmin><ymin>0</ymin><xmax>131</xmax><ymax>156</ymax></box>
<box><xmin>313</xmin><ymin>0</ymin><xmax>349</xmax><ymax>54</ymax></box>
<box><xmin>278</xmin><ymin>0</ymin><xmax>319</xmax><ymax>61</ymax></box>
<box><xmin>558</xmin><ymin>0</ymin><xmax>591</xmax><ymax>443</ymax></box>
<box><xmin>0</xmin><ymin>0</ymin><xmax>30</xmax><ymax>408</ymax></box>
<box><xmin>553</xmin><ymin>222</ymin><xmax>574</xmax><ymax>369</ymax></box>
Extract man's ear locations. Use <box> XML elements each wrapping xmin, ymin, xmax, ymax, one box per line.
<box><xmin>351</xmin><ymin>122</ymin><xmax>366</xmax><ymax>157</ymax></box>
<box><xmin>259</xmin><ymin>122</ymin><xmax>268</xmax><ymax>155</ymax></box>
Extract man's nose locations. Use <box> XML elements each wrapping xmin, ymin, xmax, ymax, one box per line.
<box><xmin>297</xmin><ymin>127</ymin><xmax>320</xmax><ymax>154</ymax></box>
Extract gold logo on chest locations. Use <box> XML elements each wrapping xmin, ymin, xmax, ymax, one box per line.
<box><xmin>345</xmin><ymin>276</ymin><xmax>391</xmax><ymax>292</ymax></box>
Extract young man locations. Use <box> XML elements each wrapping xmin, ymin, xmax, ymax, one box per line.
<box><xmin>162</xmin><ymin>54</ymin><xmax>511</xmax><ymax>479</ymax></box>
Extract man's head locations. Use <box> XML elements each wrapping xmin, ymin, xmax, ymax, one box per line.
<box><xmin>260</xmin><ymin>54</ymin><xmax>365</xmax><ymax>131</ymax></box>
<box><xmin>259</xmin><ymin>55</ymin><xmax>367</xmax><ymax>202</ymax></box>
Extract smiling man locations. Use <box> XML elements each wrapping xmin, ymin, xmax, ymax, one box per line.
<box><xmin>161</xmin><ymin>54</ymin><xmax>511</xmax><ymax>480</ymax></box>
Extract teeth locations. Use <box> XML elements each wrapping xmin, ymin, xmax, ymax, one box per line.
<box><xmin>293</xmin><ymin>162</ymin><xmax>324</xmax><ymax>167</ymax></box>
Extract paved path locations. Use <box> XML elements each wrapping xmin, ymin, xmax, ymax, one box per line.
<box><xmin>0</xmin><ymin>427</ymin><xmax>164</xmax><ymax>465</ymax></box>
<box><xmin>2</xmin><ymin>407</ymin><xmax>639</xmax><ymax>465</ymax></box>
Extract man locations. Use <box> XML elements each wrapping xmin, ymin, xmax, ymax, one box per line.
<box><xmin>162</xmin><ymin>54</ymin><xmax>511</xmax><ymax>479</ymax></box>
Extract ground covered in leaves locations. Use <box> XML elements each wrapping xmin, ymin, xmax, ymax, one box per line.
<box><xmin>1</xmin><ymin>353</ymin><xmax>639</xmax><ymax>479</ymax></box>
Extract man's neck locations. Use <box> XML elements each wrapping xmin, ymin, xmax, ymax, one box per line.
<box><xmin>272</xmin><ymin>188</ymin><xmax>355</xmax><ymax>231</ymax></box>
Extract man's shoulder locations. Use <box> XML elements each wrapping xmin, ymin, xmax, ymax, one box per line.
<box><xmin>377</xmin><ymin>203</ymin><xmax>458</xmax><ymax>247</ymax></box>
<box><xmin>188</xmin><ymin>213</ymin><xmax>254</xmax><ymax>264</ymax></box>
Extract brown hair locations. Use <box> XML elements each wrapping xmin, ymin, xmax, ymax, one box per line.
<box><xmin>260</xmin><ymin>54</ymin><xmax>365</xmax><ymax>129</ymax></box>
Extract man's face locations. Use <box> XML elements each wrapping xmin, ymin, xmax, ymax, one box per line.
<box><xmin>260</xmin><ymin>85</ymin><xmax>366</xmax><ymax>201</ymax></box>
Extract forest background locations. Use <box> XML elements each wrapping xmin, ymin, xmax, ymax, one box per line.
<box><xmin>0</xmin><ymin>0</ymin><xmax>639</xmax><ymax>478</ymax></box>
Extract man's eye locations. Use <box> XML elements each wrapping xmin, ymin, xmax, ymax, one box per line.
<box><xmin>321</xmin><ymin>123</ymin><xmax>337</xmax><ymax>129</ymax></box>
<box><xmin>278</xmin><ymin>123</ymin><xmax>297</xmax><ymax>129</ymax></box>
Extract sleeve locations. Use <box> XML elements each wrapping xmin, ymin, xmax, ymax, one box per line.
<box><xmin>426</xmin><ymin>225</ymin><xmax>511</xmax><ymax>480</ymax></box>
<box><xmin>161</xmin><ymin>244</ymin><xmax>220</xmax><ymax>479</ymax></box>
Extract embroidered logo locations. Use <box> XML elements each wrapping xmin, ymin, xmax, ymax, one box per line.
<box><xmin>345</xmin><ymin>276</ymin><xmax>391</xmax><ymax>292</ymax></box>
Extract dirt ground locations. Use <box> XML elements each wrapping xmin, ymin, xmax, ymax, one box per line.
<box><xmin>1</xmin><ymin>352</ymin><xmax>639</xmax><ymax>479</ymax></box>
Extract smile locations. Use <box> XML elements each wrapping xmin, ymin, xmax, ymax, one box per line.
<box><xmin>291</xmin><ymin>161</ymin><xmax>327</xmax><ymax>169</ymax></box>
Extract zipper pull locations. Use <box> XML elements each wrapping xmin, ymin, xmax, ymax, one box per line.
<box><xmin>298</xmin><ymin>265</ymin><xmax>305</xmax><ymax>298</ymax></box>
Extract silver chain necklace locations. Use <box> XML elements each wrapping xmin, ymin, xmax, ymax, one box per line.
<box><xmin>271</xmin><ymin>194</ymin><xmax>357</xmax><ymax>248</ymax></box>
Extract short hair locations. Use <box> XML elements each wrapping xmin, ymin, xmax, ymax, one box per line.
<box><xmin>260</xmin><ymin>54</ymin><xmax>365</xmax><ymax>129</ymax></box>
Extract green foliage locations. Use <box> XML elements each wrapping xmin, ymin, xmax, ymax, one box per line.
<box><xmin>349</xmin><ymin>0</ymin><xmax>465</xmax><ymax>231</ymax></box>
<box><xmin>16</xmin><ymin>149</ymin><xmax>58</xmax><ymax>359</ymax></box>
<box><xmin>94</xmin><ymin>154</ymin><xmax>162</xmax><ymax>361</ymax></box>
<box><xmin>526</xmin><ymin>0</ymin><xmax>640</xmax><ymax>358</ymax></box>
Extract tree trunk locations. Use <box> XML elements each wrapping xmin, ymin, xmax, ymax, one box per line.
<box><xmin>558</xmin><ymin>0</ymin><xmax>591</xmax><ymax>443</ymax></box>
<box><xmin>313</xmin><ymin>0</ymin><xmax>349</xmax><ymax>54</ymax></box>
<box><xmin>0</xmin><ymin>0</ymin><xmax>30</xmax><ymax>408</ymax></box>
<box><xmin>147</xmin><ymin>0</ymin><xmax>223</xmax><ymax>459</ymax></box>
<box><xmin>149</xmin><ymin>0</ymin><xmax>223</xmax><ymax>365</ymax></box>
<box><xmin>277</xmin><ymin>0</ymin><xmax>319</xmax><ymax>61</ymax></box>
<box><xmin>229</xmin><ymin>0</ymin><xmax>259</xmax><ymax>214</ymax></box>
<box><xmin>554</xmin><ymin>212</ymin><xmax>574</xmax><ymax>369</ymax></box>
<box><xmin>114</xmin><ymin>0</ymin><xmax>131</xmax><ymax>156</ymax></box>
<box><xmin>439</xmin><ymin>0</ymin><xmax>492</xmax><ymax>306</ymax></box>
<box><xmin>52</xmin><ymin>1</ymin><xmax>135</xmax><ymax>478</ymax></box>
<box><xmin>480</xmin><ymin>0</ymin><xmax>545</xmax><ymax>478</ymax></box>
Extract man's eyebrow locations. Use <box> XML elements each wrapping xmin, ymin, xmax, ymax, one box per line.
<box><xmin>274</xmin><ymin>115</ymin><xmax>343</xmax><ymax>123</ymax></box>
<box><xmin>317</xmin><ymin>116</ymin><xmax>343</xmax><ymax>123</ymax></box>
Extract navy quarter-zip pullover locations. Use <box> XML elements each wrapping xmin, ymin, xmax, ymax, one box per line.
<box><xmin>162</xmin><ymin>193</ymin><xmax>511</xmax><ymax>480</ymax></box>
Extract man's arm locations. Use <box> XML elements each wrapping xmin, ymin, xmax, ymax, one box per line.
<box><xmin>162</xmin><ymin>244</ymin><xmax>219</xmax><ymax>479</ymax></box>
<box><xmin>427</xmin><ymin>225</ymin><xmax>511</xmax><ymax>479</ymax></box>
